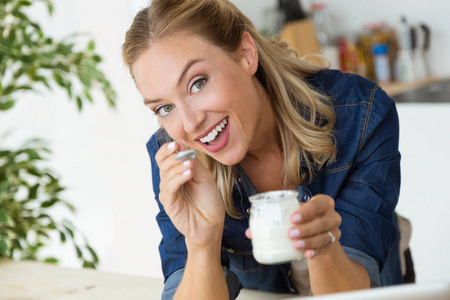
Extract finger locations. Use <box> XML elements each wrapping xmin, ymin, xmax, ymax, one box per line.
<box><xmin>155</xmin><ymin>141</ymin><xmax>180</xmax><ymax>167</ymax></box>
<box><xmin>158</xmin><ymin>140</ymin><xmax>194</xmax><ymax>178</ymax></box>
<box><xmin>159</xmin><ymin>160</ymin><xmax>194</xmax><ymax>207</ymax></box>
<box><xmin>160</xmin><ymin>160</ymin><xmax>193</xmax><ymax>194</ymax></box>
<box><xmin>289</xmin><ymin>210</ymin><xmax>341</xmax><ymax>239</ymax></box>
<box><xmin>245</xmin><ymin>228</ymin><xmax>252</xmax><ymax>239</ymax></box>
<box><xmin>291</xmin><ymin>194</ymin><xmax>335</xmax><ymax>224</ymax></box>
<box><xmin>292</xmin><ymin>228</ymin><xmax>341</xmax><ymax>252</ymax></box>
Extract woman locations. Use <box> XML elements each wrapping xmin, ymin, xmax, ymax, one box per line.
<box><xmin>122</xmin><ymin>0</ymin><xmax>403</xmax><ymax>299</ymax></box>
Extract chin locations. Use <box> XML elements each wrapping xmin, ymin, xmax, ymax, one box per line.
<box><xmin>212</xmin><ymin>151</ymin><xmax>245</xmax><ymax>166</ymax></box>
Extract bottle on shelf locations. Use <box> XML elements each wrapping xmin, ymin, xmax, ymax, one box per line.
<box><xmin>373</xmin><ymin>43</ymin><xmax>391</xmax><ymax>83</ymax></box>
<box><xmin>394</xmin><ymin>16</ymin><xmax>414</xmax><ymax>82</ymax></box>
<box><xmin>310</xmin><ymin>2</ymin><xmax>340</xmax><ymax>69</ymax></box>
<box><xmin>410</xmin><ymin>22</ymin><xmax>431</xmax><ymax>80</ymax></box>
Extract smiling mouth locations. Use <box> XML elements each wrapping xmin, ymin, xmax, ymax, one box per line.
<box><xmin>199</xmin><ymin>118</ymin><xmax>228</xmax><ymax>145</ymax></box>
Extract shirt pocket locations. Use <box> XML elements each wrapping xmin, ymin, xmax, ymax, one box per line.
<box><xmin>222</xmin><ymin>239</ymin><xmax>262</xmax><ymax>273</ymax></box>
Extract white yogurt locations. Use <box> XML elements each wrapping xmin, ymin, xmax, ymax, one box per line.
<box><xmin>249</xmin><ymin>190</ymin><xmax>304</xmax><ymax>264</ymax></box>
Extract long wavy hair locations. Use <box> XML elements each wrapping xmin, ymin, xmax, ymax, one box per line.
<box><xmin>123</xmin><ymin>0</ymin><xmax>336</xmax><ymax>218</ymax></box>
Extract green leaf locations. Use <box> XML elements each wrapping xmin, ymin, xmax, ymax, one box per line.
<box><xmin>52</xmin><ymin>73</ymin><xmax>65</xmax><ymax>88</ymax></box>
<box><xmin>87</xmin><ymin>40</ymin><xmax>95</xmax><ymax>51</ymax></box>
<box><xmin>2</xmin><ymin>85</ymin><xmax>15</xmax><ymax>96</ymax></box>
<box><xmin>55</xmin><ymin>63</ymin><xmax>70</xmax><ymax>73</ymax></box>
<box><xmin>18</xmin><ymin>85</ymin><xmax>33</xmax><ymax>91</ymax></box>
<box><xmin>0</xmin><ymin>239</ymin><xmax>8</xmax><ymax>255</ymax></box>
<box><xmin>83</xmin><ymin>90</ymin><xmax>93</xmax><ymax>103</ymax></box>
<box><xmin>64</xmin><ymin>226</ymin><xmax>74</xmax><ymax>239</ymax></box>
<box><xmin>27</xmin><ymin>167</ymin><xmax>41</xmax><ymax>176</ymax></box>
<box><xmin>37</xmin><ymin>213</ymin><xmax>52</xmax><ymax>220</ymax></box>
<box><xmin>24</xmin><ymin>149</ymin><xmax>42</xmax><ymax>160</ymax></box>
<box><xmin>36</xmin><ymin>230</ymin><xmax>50</xmax><ymax>239</ymax></box>
<box><xmin>78</xmin><ymin>72</ymin><xmax>91</xmax><ymax>87</ymax></box>
<box><xmin>41</xmin><ymin>199</ymin><xmax>58</xmax><ymax>208</ymax></box>
<box><xmin>76</xmin><ymin>96</ymin><xmax>82</xmax><ymax>111</ymax></box>
<box><xmin>59</xmin><ymin>231</ymin><xmax>66</xmax><ymax>243</ymax></box>
<box><xmin>82</xmin><ymin>260</ymin><xmax>96</xmax><ymax>269</ymax></box>
<box><xmin>65</xmin><ymin>81</ymin><xmax>73</xmax><ymax>99</ymax></box>
<box><xmin>61</xmin><ymin>200</ymin><xmax>76</xmax><ymax>213</ymax></box>
<box><xmin>92</xmin><ymin>55</ymin><xmax>102</xmax><ymax>62</ymax></box>
<box><xmin>75</xmin><ymin>245</ymin><xmax>82</xmax><ymax>258</ymax></box>
<box><xmin>0</xmin><ymin>100</ymin><xmax>16</xmax><ymax>111</ymax></box>
<box><xmin>0</xmin><ymin>209</ymin><xmax>9</xmax><ymax>224</ymax></box>
<box><xmin>28</xmin><ymin>183</ymin><xmax>39</xmax><ymax>199</ymax></box>
<box><xmin>44</xmin><ymin>257</ymin><xmax>59</xmax><ymax>264</ymax></box>
<box><xmin>46</xmin><ymin>1</ymin><xmax>54</xmax><ymax>15</ymax></box>
<box><xmin>87</xmin><ymin>245</ymin><xmax>99</xmax><ymax>263</ymax></box>
<box><xmin>11</xmin><ymin>239</ymin><xmax>23</xmax><ymax>250</ymax></box>
<box><xmin>46</xmin><ymin>223</ymin><xmax>57</xmax><ymax>230</ymax></box>
<box><xmin>18</xmin><ymin>1</ymin><xmax>33</xmax><ymax>6</ymax></box>
<box><xmin>11</xmin><ymin>10</ymin><xmax>29</xmax><ymax>21</ymax></box>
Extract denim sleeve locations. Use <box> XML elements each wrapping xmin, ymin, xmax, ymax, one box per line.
<box><xmin>162</xmin><ymin>267</ymin><xmax>242</xmax><ymax>300</ymax></box>
<box><xmin>343</xmin><ymin>246</ymin><xmax>381</xmax><ymax>288</ymax></box>
<box><xmin>335</xmin><ymin>86</ymin><xmax>401</xmax><ymax>273</ymax></box>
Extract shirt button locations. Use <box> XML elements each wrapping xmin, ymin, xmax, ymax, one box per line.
<box><xmin>246</xmin><ymin>208</ymin><xmax>251</xmax><ymax>215</ymax></box>
<box><xmin>224</xmin><ymin>247</ymin><xmax>235</xmax><ymax>253</ymax></box>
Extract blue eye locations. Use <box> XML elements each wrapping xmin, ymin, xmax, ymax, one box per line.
<box><xmin>190</xmin><ymin>78</ymin><xmax>206</xmax><ymax>94</ymax></box>
<box><xmin>156</xmin><ymin>105</ymin><xmax>174</xmax><ymax>117</ymax></box>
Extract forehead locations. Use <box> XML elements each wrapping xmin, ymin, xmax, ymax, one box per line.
<box><xmin>132</xmin><ymin>34</ymin><xmax>226</xmax><ymax>93</ymax></box>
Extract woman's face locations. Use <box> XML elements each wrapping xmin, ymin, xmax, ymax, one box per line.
<box><xmin>133</xmin><ymin>32</ymin><xmax>270</xmax><ymax>165</ymax></box>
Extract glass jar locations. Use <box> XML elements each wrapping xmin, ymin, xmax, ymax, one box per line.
<box><xmin>249</xmin><ymin>189</ymin><xmax>310</xmax><ymax>264</ymax></box>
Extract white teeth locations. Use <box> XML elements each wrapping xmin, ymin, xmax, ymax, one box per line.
<box><xmin>207</xmin><ymin>132</ymin><xmax>215</xmax><ymax>140</ymax></box>
<box><xmin>199</xmin><ymin>118</ymin><xmax>228</xmax><ymax>144</ymax></box>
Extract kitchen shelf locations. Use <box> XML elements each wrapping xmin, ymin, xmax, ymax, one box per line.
<box><xmin>379</xmin><ymin>77</ymin><xmax>443</xmax><ymax>97</ymax></box>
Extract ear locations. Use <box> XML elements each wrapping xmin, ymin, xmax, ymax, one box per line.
<box><xmin>239</xmin><ymin>31</ymin><xmax>259</xmax><ymax>75</ymax></box>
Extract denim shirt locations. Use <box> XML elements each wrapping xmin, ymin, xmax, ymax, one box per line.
<box><xmin>147</xmin><ymin>69</ymin><xmax>403</xmax><ymax>298</ymax></box>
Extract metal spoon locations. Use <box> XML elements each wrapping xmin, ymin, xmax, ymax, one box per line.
<box><xmin>175</xmin><ymin>149</ymin><xmax>197</xmax><ymax>161</ymax></box>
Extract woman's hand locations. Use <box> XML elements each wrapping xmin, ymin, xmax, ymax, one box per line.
<box><xmin>155</xmin><ymin>139</ymin><xmax>225</xmax><ymax>249</ymax></box>
<box><xmin>245</xmin><ymin>194</ymin><xmax>341</xmax><ymax>259</ymax></box>
<box><xmin>288</xmin><ymin>194</ymin><xmax>342</xmax><ymax>258</ymax></box>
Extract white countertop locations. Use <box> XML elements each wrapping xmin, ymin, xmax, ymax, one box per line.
<box><xmin>0</xmin><ymin>260</ymin><xmax>296</xmax><ymax>300</ymax></box>
<box><xmin>2</xmin><ymin>260</ymin><xmax>448</xmax><ymax>300</ymax></box>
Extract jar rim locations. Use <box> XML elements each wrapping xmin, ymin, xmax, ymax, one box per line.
<box><xmin>249</xmin><ymin>190</ymin><xmax>299</xmax><ymax>202</ymax></box>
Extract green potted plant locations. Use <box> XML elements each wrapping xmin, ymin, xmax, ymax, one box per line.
<box><xmin>0</xmin><ymin>0</ymin><xmax>117</xmax><ymax>268</ymax></box>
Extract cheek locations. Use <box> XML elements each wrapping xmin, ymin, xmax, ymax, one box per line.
<box><xmin>160</xmin><ymin>118</ymin><xmax>184</xmax><ymax>140</ymax></box>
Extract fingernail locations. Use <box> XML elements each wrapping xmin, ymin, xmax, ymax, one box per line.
<box><xmin>183</xmin><ymin>160</ymin><xmax>190</xmax><ymax>166</ymax></box>
<box><xmin>168</xmin><ymin>142</ymin><xmax>176</xmax><ymax>150</ymax></box>
<box><xmin>289</xmin><ymin>228</ymin><xmax>300</xmax><ymax>238</ymax></box>
<box><xmin>306</xmin><ymin>249</ymin><xmax>315</xmax><ymax>259</ymax></box>
<box><xmin>295</xmin><ymin>240</ymin><xmax>305</xmax><ymax>249</ymax></box>
<box><xmin>182</xmin><ymin>169</ymin><xmax>191</xmax><ymax>176</ymax></box>
<box><xmin>292</xmin><ymin>213</ymin><xmax>302</xmax><ymax>223</ymax></box>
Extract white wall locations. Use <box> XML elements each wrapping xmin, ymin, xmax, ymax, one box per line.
<box><xmin>396</xmin><ymin>104</ymin><xmax>450</xmax><ymax>285</ymax></box>
<box><xmin>2</xmin><ymin>0</ymin><xmax>449</xmax><ymax>285</ymax></box>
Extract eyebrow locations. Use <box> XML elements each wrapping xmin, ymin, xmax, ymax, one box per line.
<box><xmin>143</xmin><ymin>58</ymin><xmax>203</xmax><ymax>105</ymax></box>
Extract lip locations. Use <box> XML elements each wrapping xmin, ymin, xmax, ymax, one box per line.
<box><xmin>196</xmin><ymin>117</ymin><xmax>230</xmax><ymax>153</ymax></box>
<box><xmin>195</xmin><ymin>117</ymin><xmax>228</xmax><ymax>140</ymax></box>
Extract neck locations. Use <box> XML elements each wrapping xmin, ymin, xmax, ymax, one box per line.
<box><xmin>244</xmin><ymin>78</ymin><xmax>282</xmax><ymax>162</ymax></box>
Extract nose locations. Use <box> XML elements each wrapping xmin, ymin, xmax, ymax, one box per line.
<box><xmin>180</xmin><ymin>104</ymin><xmax>206</xmax><ymax>134</ymax></box>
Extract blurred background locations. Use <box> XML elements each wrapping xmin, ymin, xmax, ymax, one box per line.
<box><xmin>1</xmin><ymin>0</ymin><xmax>449</xmax><ymax>285</ymax></box>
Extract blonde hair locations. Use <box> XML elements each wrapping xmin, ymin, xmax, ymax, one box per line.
<box><xmin>123</xmin><ymin>0</ymin><xmax>336</xmax><ymax>218</ymax></box>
